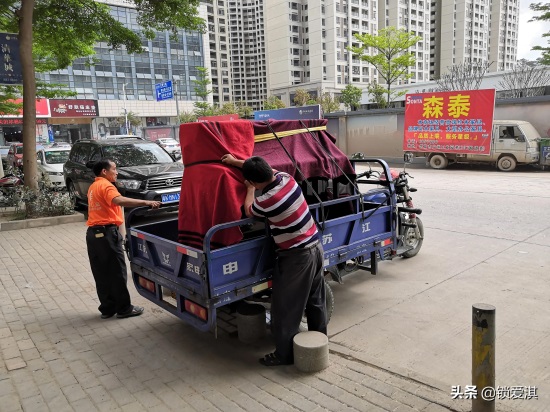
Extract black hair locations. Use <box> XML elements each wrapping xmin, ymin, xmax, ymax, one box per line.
<box><xmin>242</xmin><ymin>156</ymin><xmax>273</xmax><ymax>183</ymax></box>
<box><xmin>93</xmin><ymin>158</ymin><xmax>114</xmax><ymax>176</ymax></box>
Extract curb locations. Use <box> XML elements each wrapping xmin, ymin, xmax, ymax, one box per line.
<box><xmin>329</xmin><ymin>342</ymin><xmax>520</xmax><ymax>412</ymax></box>
<box><xmin>0</xmin><ymin>211</ymin><xmax>85</xmax><ymax>231</ymax></box>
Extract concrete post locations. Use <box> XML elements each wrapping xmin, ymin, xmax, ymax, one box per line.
<box><xmin>472</xmin><ymin>303</ymin><xmax>496</xmax><ymax>412</ymax></box>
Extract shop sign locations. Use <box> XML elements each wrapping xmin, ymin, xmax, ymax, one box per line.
<box><xmin>145</xmin><ymin>127</ymin><xmax>174</xmax><ymax>141</ymax></box>
<box><xmin>49</xmin><ymin>99</ymin><xmax>98</xmax><ymax>117</ymax></box>
<box><xmin>403</xmin><ymin>89</ymin><xmax>496</xmax><ymax>155</ymax></box>
<box><xmin>0</xmin><ymin>33</ymin><xmax>23</xmax><ymax>85</ymax></box>
<box><xmin>254</xmin><ymin>105</ymin><xmax>321</xmax><ymax>120</ymax></box>
<box><xmin>2</xmin><ymin>98</ymin><xmax>51</xmax><ymax>117</ymax></box>
<box><xmin>0</xmin><ymin>118</ymin><xmax>48</xmax><ymax>125</ymax></box>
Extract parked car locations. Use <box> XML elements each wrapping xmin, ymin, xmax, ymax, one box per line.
<box><xmin>0</xmin><ymin>146</ymin><xmax>9</xmax><ymax>170</ymax></box>
<box><xmin>155</xmin><ymin>137</ymin><xmax>181</xmax><ymax>158</ymax></box>
<box><xmin>6</xmin><ymin>143</ymin><xmax>24</xmax><ymax>171</ymax></box>
<box><xmin>63</xmin><ymin>138</ymin><xmax>183</xmax><ymax>206</ymax></box>
<box><xmin>37</xmin><ymin>146</ymin><xmax>71</xmax><ymax>189</ymax></box>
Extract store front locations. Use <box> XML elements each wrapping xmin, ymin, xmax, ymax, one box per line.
<box><xmin>0</xmin><ymin>99</ymin><xmax>51</xmax><ymax>145</ymax></box>
<box><xmin>48</xmin><ymin>99</ymin><xmax>98</xmax><ymax>143</ymax></box>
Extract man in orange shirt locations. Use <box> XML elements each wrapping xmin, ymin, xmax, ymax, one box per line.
<box><xmin>86</xmin><ymin>158</ymin><xmax>161</xmax><ymax>319</ymax></box>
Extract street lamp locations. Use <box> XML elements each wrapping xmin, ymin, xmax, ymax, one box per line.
<box><xmin>122</xmin><ymin>83</ymin><xmax>129</xmax><ymax>134</ymax></box>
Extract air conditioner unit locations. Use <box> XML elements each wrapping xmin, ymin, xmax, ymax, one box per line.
<box><xmin>142</xmin><ymin>47</ymin><xmax>150</xmax><ymax>52</ymax></box>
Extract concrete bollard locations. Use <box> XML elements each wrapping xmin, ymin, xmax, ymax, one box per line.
<box><xmin>472</xmin><ymin>303</ymin><xmax>496</xmax><ymax>412</ymax></box>
<box><xmin>236</xmin><ymin>303</ymin><xmax>266</xmax><ymax>344</ymax></box>
<box><xmin>293</xmin><ymin>331</ymin><xmax>329</xmax><ymax>373</ymax></box>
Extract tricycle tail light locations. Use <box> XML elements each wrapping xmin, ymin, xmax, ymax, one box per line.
<box><xmin>184</xmin><ymin>299</ymin><xmax>208</xmax><ymax>321</ymax></box>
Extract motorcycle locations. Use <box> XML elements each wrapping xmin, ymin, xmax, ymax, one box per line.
<box><xmin>0</xmin><ymin>172</ymin><xmax>24</xmax><ymax>204</ymax></box>
<box><xmin>353</xmin><ymin>152</ymin><xmax>424</xmax><ymax>259</ymax></box>
<box><xmin>384</xmin><ymin>155</ymin><xmax>424</xmax><ymax>258</ymax></box>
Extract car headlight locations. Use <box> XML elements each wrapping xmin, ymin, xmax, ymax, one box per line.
<box><xmin>16</xmin><ymin>159</ymin><xmax>22</xmax><ymax>165</ymax></box>
<box><xmin>116</xmin><ymin>179</ymin><xmax>141</xmax><ymax>190</ymax></box>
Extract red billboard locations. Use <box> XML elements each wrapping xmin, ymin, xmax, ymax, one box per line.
<box><xmin>49</xmin><ymin>99</ymin><xmax>98</xmax><ymax>117</ymax></box>
<box><xmin>144</xmin><ymin>127</ymin><xmax>173</xmax><ymax>141</ymax></box>
<box><xmin>2</xmin><ymin>98</ymin><xmax>50</xmax><ymax>117</ymax></box>
<box><xmin>403</xmin><ymin>89</ymin><xmax>496</xmax><ymax>155</ymax></box>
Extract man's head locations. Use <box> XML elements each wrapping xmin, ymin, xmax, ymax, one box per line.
<box><xmin>93</xmin><ymin>158</ymin><xmax>118</xmax><ymax>182</ymax></box>
<box><xmin>242</xmin><ymin>156</ymin><xmax>273</xmax><ymax>184</ymax></box>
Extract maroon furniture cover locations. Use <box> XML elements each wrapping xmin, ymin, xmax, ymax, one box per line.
<box><xmin>177</xmin><ymin>119</ymin><xmax>355</xmax><ymax>250</ymax></box>
<box><xmin>177</xmin><ymin>120</ymin><xmax>254</xmax><ymax>249</ymax></box>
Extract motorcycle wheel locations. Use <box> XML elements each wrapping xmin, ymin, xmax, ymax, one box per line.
<box><xmin>299</xmin><ymin>279</ymin><xmax>334</xmax><ymax>332</ymax></box>
<box><xmin>402</xmin><ymin>217</ymin><xmax>424</xmax><ymax>258</ymax></box>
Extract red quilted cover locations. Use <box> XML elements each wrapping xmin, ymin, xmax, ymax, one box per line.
<box><xmin>177</xmin><ymin>121</ymin><xmax>254</xmax><ymax>249</ymax></box>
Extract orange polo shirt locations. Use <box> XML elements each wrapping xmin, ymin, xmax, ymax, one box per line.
<box><xmin>86</xmin><ymin>177</ymin><xmax>124</xmax><ymax>227</ymax></box>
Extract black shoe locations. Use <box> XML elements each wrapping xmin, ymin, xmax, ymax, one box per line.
<box><xmin>101</xmin><ymin>313</ymin><xmax>115</xmax><ymax>319</ymax></box>
<box><xmin>116</xmin><ymin>306</ymin><xmax>144</xmax><ymax>319</ymax></box>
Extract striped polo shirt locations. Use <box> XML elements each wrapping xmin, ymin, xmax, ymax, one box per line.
<box><xmin>249</xmin><ymin>172</ymin><xmax>319</xmax><ymax>250</ymax></box>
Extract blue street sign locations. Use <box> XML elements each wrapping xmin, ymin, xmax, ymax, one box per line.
<box><xmin>254</xmin><ymin>104</ymin><xmax>322</xmax><ymax>121</ymax></box>
<box><xmin>0</xmin><ymin>33</ymin><xmax>23</xmax><ymax>85</ymax></box>
<box><xmin>155</xmin><ymin>80</ymin><xmax>173</xmax><ymax>101</ymax></box>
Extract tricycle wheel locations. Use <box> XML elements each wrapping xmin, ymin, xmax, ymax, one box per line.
<box><xmin>299</xmin><ymin>279</ymin><xmax>334</xmax><ymax>332</ymax></box>
<box><xmin>402</xmin><ymin>217</ymin><xmax>424</xmax><ymax>258</ymax></box>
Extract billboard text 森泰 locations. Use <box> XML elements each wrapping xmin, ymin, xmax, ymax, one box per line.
<box><xmin>403</xmin><ymin>89</ymin><xmax>496</xmax><ymax>155</ymax></box>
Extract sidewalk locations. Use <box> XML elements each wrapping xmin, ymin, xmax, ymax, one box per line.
<box><xmin>0</xmin><ymin>222</ymin><xmax>487</xmax><ymax>411</ymax></box>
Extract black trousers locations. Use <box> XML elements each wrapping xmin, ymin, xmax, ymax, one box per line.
<box><xmin>86</xmin><ymin>226</ymin><xmax>132</xmax><ymax>316</ymax></box>
<box><xmin>272</xmin><ymin>242</ymin><xmax>327</xmax><ymax>363</ymax></box>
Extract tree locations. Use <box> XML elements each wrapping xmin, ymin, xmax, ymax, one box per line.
<box><xmin>0</xmin><ymin>86</ymin><xmax>23</xmax><ymax>115</ymax></box>
<box><xmin>436</xmin><ymin>60</ymin><xmax>492</xmax><ymax>91</ymax></box>
<box><xmin>192</xmin><ymin>66</ymin><xmax>212</xmax><ymax>117</ymax></box>
<box><xmin>498</xmin><ymin>62</ymin><xmax>550</xmax><ymax>98</ymax></box>
<box><xmin>366</xmin><ymin>81</ymin><xmax>387</xmax><ymax>109</ymax></box>
<box><xmin>116</xmin><ymin>111</ymin><xmax>142</xmax><ymax>133</ymax></box>
<box><xmin>340</xmin><ymin>84</ymin><xmax>362</xmax><ymax>112</ymax></box>
<box><xmin>263</xmin><ymin>95</ymin><xmax>285</xmax><ymax>110</ymax></box>
<box><xmin>349</xmin><ymin>27</ymin><xmax>420</xmax><ymax>107</ymax></box>
<box><xmin>293</xmin><ymin>89</ymin><xmax>311</xmax><ymax>106</ymax></box>
<box><xmin>316</xmin><ymin>90</ymin><xmax>340</xmax><ymax>114</ymax></box>
<box><xmin>1</xmin><ymin>0</ymin><xmax>204</xmax><ymax>190</ymax></box>
<box><xmin>178</xmin><ymin>111</ymin><xmax>197</xmax><ymax>124</ymax></box>
<box><xmin>217</xmin><ymin>102</ymin><xmax>238</xmax><ymax>115</ymax></box>
<box><xmin>529</xmin><ymin>2</ymin><xmax>550</xmax><ymax>65</ymax></box>
<box><xmin>236</xmin><ymin>102</ymin><xmax>253</xmax><ymax>119</ymax></box>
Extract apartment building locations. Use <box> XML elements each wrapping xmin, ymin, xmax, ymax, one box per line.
<box><xmin>226</xmin><ymin>0</ymin><xmax>518</xmax><ymax>107</ymax></box>
<box><xmin>430</xmin><ymin>0</ymin><xmax>518</xmax><ymax>78</ymax></box>
<box><xmin>39</xmin><ymin>0</ymin><xmax>209</xmax><ymax>139</ymax></box>
<box><xmin>205</xmin><ymin>0</ymin><xmax>268</xmax><ymax>110</ymax></box>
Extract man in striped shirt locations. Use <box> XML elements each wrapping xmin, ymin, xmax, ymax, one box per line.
<box><xmin>222</xmin><ymin>154</ymin><xmax>327</xmax><ymax>366</ymax></box>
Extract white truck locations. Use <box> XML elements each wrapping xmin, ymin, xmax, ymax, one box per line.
<box><xmin>420</xmin><ymin>120</ymin><xmax>541</xmax><ymax>171</ymax></box>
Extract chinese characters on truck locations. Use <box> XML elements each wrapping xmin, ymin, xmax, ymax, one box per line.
<box><xmin>403</xmin><ymin>89</ymin><xmax>496</xmax><ymax>155</ymax></box>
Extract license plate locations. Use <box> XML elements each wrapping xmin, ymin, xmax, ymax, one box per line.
<box><xmin>161</xmin><ymin>192</ymin><xmax>180</xmax><ymax>203</ymax></box>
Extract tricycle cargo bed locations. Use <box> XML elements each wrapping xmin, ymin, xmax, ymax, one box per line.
<box><xmin>128</xmin><ymin>188</ymin><xmax>395</xmax><ymax>332</ymax></box>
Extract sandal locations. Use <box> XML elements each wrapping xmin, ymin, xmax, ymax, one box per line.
<box><xmin>116</xmin><ymin>306</ymin><xmax>144</xmax><ymax>319</ymax></box>
<box><xmin>259</xmin><ymin>353</ymin><xmax>291</xmax><ymax>367</ymax></box>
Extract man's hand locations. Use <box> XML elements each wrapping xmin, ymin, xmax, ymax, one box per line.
<box><xmin>221</xmin><ymin>154</ymin><xmax>236</xmax><ymax>165</ymax></box>
<box><xmin>146</xmin><ymin>200</ymin><xmax>161</xmax><ymax>209</ymax></box>
<box><xmin>221</xmin><ymin>154</ymin><xmax>244</xmax><ymax>168</ymax></box>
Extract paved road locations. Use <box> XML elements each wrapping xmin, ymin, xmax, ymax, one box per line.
<box><xmin>331</xmin><ymin>163</ymin><xmax>550</xmax><ymax>412</ymax></box>
<box><xmin>1</xmin><ymin>220</ymin><xmax>466</xmax><ymax>411</ymax></box>
<box><xmin>1</xmin><ymin>163</ymin><xmax>547</xmax><ymax>411</ymax></box>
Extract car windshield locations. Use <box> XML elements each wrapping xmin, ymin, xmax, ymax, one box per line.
<box><xmin>103</xmin><ymin>143</ymin><xmax>174</xmax><ymax>166</ymax></box>
<box><xmin>44</xmin><ymin>150</ymin><xmax>70</xmax><ymax>164</ymax></box>
<box><xmin>15</xmin><ymin>146</ymin><xmax>23</xmax><ymax>154</ymax></box>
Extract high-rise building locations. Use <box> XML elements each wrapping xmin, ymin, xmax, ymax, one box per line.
<box><xmin>37</xmin><ymin>0</ymin><xmax>209</xmax><ymax>140</ymax></box>
<box><xmin>206</xmin><ymin>0</ymin><xmax>268</xmax><ymax>110</ymax></box>
<box><xmin>430</xmin><ymin>0</ymin><xmax>518</xmax><ymax>78</ymax></box>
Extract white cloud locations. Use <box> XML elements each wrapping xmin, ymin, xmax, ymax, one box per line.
<box><xmin>517</xmin><ymin>2</ymin><xmax>548</xmax><ymax>61</ymax></box>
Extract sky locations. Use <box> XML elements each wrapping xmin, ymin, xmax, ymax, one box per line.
<box><xmin>517</xmin><ymin>1</ymin><xmax>548</xmax><ymax>60</ymax></box>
